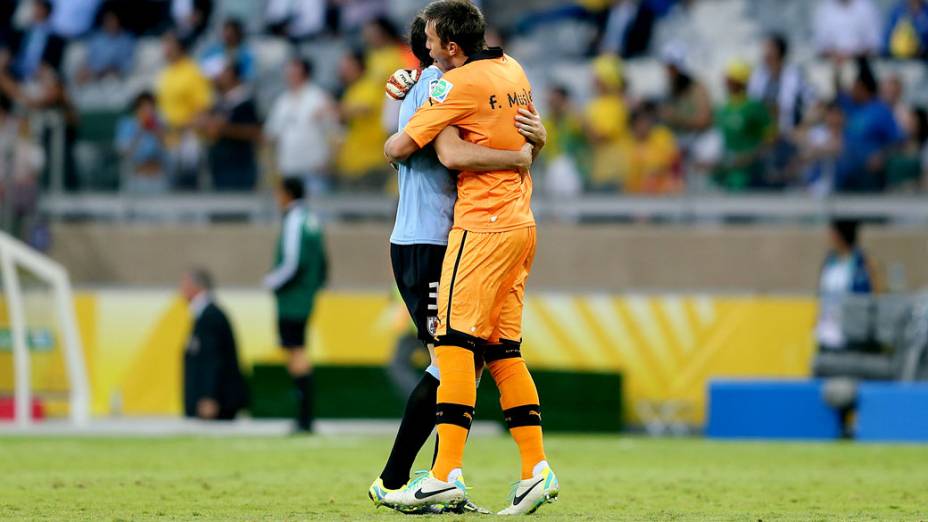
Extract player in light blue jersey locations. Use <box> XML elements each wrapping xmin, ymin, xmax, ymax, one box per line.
<box><xmin>369</xmin><ymin>14</ymin><xmax>547</xmax><ymax>515</ymax></box>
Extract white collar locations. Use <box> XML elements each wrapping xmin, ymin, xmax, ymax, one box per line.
<box><xmin>189</xmin><ymin>291</ymin><xmax>211</xmax><ymax>319</ymax></box>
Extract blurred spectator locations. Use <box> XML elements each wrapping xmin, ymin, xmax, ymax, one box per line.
<box><xmin>583</xmin><ymin>54</ymin><xmax>627</xmax><ymax>192</ymax></box>
<box><xmin>362</xmin><ymin>16</ymin><xmax>416</xmax><ymax>84</ymax></box>
<box><xmin>265</xmin><ymin>0</ymin><xmax>327</xmax><ymax>41</ymax></box>
<box><xmin>335</xmin><ymin>50</ymin><xmax>388</xmax><ymax>191</ymax></box>
<box><xmin>658</xmin><ymin>42</ymin><xmax>714</xmax><ymax>165</ymax></box>
<box><xmin>76</xmin><ymin>8</ymin><xmax>136</xmax><ymax>84</ymax></box>
<box><xmin>49</xmin><ymin>0</ymin><xmax>101</xmax><ymax>39</ymax></box>
<box><xmin>713</xmin><ymin>60</ymin><xmax>775</xmax><ymax>191</ymax></box>
<box><xmin>541</xmin><ymin>85</ymin><xmax>587</xmax><ymax>199</ymax></box>
<box><xmin>199</xmin><ymin>62</ymin><xmax>261</xmax><ymax>191</ymax></box>
<box><xmin>0</xmin><ymin>62</ymin><xmax>79</xmax><ymax>191</ymax></box>
<box><xmin>881</xmin><ymin>73</ymin><xmax>915</xmax><ymax>136</ymax></box>
<box><xmin>884</xmin><ymin>0</ymin><xmax>928</xmax><ymax>59</ymax></box>
<box><xmin>156</xmin><ymin>31</ymin><xmax>212</xmax><ymax>189</ymax></box>
<box><xmin>7</xmin><ymin>0</ymin><xmax>65</xmax><ymax>81</ymax></box>
<box><xmin>199</xmin><ymin>18</ymin><xmax>255</xmax><ymax>81</ymax></box>
<box><xmin>886</xmin><ymin>106</ymin><xmax>928</xmax><ymax>190</ymax></box>
<box><xmin>172</xmin><ymin>0</ymin><xmax>213</xmax><ymax>43</ymax></box>
<box><xmin>265</xmin><ymin>58</ymin><xmax>336</xmax><ymax>197</ymax></box>
<box><xmin>748</xmin><ymin>33</ymin><xmax>816</xmax><ymax>135</ymax></box>
<box><xmin>599</xmin><ymin>0</ymin><xmax>671</xmax><ymax>58</ymax></box>
<box><xmin>0</xmin><ymin>95</ymin><xmax>44</xmax><ymax>244</ymax></box>
<box><xmin>834</xmin><ymin>59</ymin><xmax>903</xmax><ymax>192</ymax></box>
<box><xmin>338</xmin><ymin>0</ymin><xmax>388</xmax><ymax>33</ymax></box>
<box><xmin>599</xmin><ymin>0</ymin><xmax>637</xmax><ymax>56</ymax></box>
<box><xmin>115</xmin><ymin>92</ymin><xmax>168</xmax><ymax>194</ymax></box>
<box><xmin>798</xmin><ymin>101</ymin><xmax>845</xmax><ymax>196</ymax></box>
<box><xmin>619</xmin><ymin>101</ymin><xmax>681</xmax><ymax>194</ymax></box>
<box><xmin>814</xmin><ymin>0</ymin><xmax>882</xmax><ymax>59</ymax></box>
<box><xmin>180</xmin><ymin>268</ymin><xmax>249</xmax><ymax>421</ymax></box>
<box><xmin>816</xmin><ymin>219</ymin><xmax>879</xmax><ymax>352</ymax></box>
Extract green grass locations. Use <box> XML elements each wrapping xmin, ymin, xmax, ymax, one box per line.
<box><xmin>1</xmin><ymin>435</ymin><xmax>927</xmax><ymax>521</ymax></box>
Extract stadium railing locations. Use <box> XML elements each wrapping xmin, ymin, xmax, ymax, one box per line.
<box><xmin>39</xmin><ymin>193</ymin><xmax>928</xmax><ymax>224</ymax></box>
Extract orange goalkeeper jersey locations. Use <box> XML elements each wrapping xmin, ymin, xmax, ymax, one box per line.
<box><xmin>403</xmin><ymin>48</ymin><xmax>535</xmax><ymax>233</ymax></box>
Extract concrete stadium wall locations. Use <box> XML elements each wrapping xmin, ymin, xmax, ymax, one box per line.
<box><xmin>51</xmin><ymin>223</ymin><xmax>928</xmax><ymax>293</ymax></box>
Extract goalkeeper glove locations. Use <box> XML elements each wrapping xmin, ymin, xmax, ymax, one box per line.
<box><xmin>385</xmin><ymin>68</ymin><xmax>420</xmax><ymax>100</ymax></box>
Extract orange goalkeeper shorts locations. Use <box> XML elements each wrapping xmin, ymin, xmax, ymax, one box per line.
<box><xmin>434</xmin><ymin>226</ymin><xmax>536</xmax><ymax>345</ymax></box>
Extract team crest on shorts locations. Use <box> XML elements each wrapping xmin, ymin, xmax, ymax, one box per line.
<box><xmin>427</xmin><ymin>315</ymin><xmax>439</xmax><ymax>336</ymax></box>
<box><xmin>430</xmin><ymin>79</ymin><xmax>453</xmax><ymax>103</ymax></box>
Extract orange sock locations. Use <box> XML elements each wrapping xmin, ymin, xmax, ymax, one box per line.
<box><xmin>489</xmin><ymin>357</ymin><xmax>547</xmax><ymax>479</ymax></box>
<box><xmin>432</xmin><ymin>345</ymin><xmax>476</xmax><ymax>481</ymax></box>
<box><xmin>511</xmin><ymin>426</ymin><xmax>546</xmax><ymax>479</ymax></box>
<box><xmin>433</xmin><ymin>424</ymin><xmax>468</xmax><ymax>481</ymax></box>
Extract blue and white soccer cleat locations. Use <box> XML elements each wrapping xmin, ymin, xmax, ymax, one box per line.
<box><xmin>498</xmin><ymin>463</ymin><xmax>559</xmax><ymax>515</ymax></box>
<box><xmin>368</xmin><ymin>477</ymin><xmax>395</xmax><ymax>507</ymax></box>
<box><xmin>379</xmin><ymin>470</ymin><xmax>468</xmax><ymax>514</ymax></box>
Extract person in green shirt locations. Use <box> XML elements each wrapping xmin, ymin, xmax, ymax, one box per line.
<box><xmin>263</xmin><ymin>178</ymin><xmax>328</xmax><ymax>432</ymax></box>
<box><xmin>714</xmin><ymin>60</ymin><xmax>776</xmax><ymax>191</ymax></box>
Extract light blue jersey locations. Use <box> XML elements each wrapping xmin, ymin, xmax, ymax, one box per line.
<box><xmin>390</xmin><ymin>65</ymin><xmax>457</xmax><ymax>246</ymax></box>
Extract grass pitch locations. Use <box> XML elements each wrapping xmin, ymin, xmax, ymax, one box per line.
<box><xmin>1</xmin><ymin>434</ymin><xmax>927</xmax><ymax>521</ymax></box>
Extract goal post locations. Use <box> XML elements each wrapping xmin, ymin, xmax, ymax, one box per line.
<box><xmin>0</xmin><ymin>231</ymin><xmax>90</xmax><ymax>427</ymax></box>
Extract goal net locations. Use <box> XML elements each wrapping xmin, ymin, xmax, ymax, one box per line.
<box><xmin>0</xmin><ymin>231</ymin><xmax>89</xmax><ymax>427</ymax></box>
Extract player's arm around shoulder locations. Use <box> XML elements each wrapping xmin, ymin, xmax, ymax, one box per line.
<box><xmin>432</xmin><ymin>100</ymin><xmax>547</xmax><ymax>173</ymax></box>
<box><xmin>433</xmin><ymin>126</ymin><xmax>533</xmax><ymax>172</ymax></box>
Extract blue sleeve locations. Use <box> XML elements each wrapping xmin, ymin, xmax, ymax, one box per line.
<box><xmin>240</xmin><ymin>49</ymin><xmax>255</xmax><ymax>80</ymax></box>
<box><xmin>118</xmin><ymin>36</ymin><xmax>136</xmax><ymax>73</ymax></box>
<box><xmin>883</xmin><ymin>106</ymin><xmax>904</xmax><ymax>144</ymax></box>
<box><xmin>114</xmin><ymin>118</ymin><xmax>134</xmax><ymax>150</ymax></box>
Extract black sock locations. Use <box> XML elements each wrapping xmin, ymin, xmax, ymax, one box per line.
<box><xmin>380</xmin><ymin>372</ymin><xmax>439</xmax><ymax>489</ymax></box>
<box><xmin>293</xmin><ymin>372</ymin><xmax>314</xmax><ymax>431</ymax></box>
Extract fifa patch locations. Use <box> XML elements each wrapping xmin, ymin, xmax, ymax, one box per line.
<box><xmin>430</xmin><ymin>79</ymin><xmax>453</xmax><ymax>103</ymax></box>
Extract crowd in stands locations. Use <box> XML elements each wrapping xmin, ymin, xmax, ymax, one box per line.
<box><xmin>1</xmin><ymin>0</ymin><xmax>927</xmax><ymax>238</ymax></box>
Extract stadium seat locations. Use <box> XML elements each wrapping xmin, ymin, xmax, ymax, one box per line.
<box><xmin>857</xmin><ymin>382</ymin><xmax>928</xmax><ymax>442</ymax></box>
<box><xmin>706</xmin><ymin>379</ymin><xmax>842</xmax><ymax>440</ymax></box>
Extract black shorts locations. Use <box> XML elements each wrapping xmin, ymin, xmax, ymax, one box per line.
<box><xmin>391</xmin><ymin>243</ymin><xmax>447</xmax><ymax>344</ymax></box>
<box><xmin>278</xmin><ymin>318</ymin><xmax>308</xmax><ymax>349</ymax></box>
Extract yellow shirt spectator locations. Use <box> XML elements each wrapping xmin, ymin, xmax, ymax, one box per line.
<box><xmin>156</xmin><ymin>57</ymin><xmax>212</xmax><ymax>129</ymax></box>
<box><xmin>584</xmin><ymin>93</ymin><xmax>628</xmax><ymax>189</ymax></box>
<box><xmin>336</xmin><ymin>76</ymin><xmax>387</xmax><ymax>179</ymax></box>
<box><xmin>619</xmin><ymin>124</ymin><xmax>681</xmax><ymax>194</ymax></box>
<box><xmin>365</xmin><ymin>44</ymin><xmax>408</xmax><ymax>85</ymax></box>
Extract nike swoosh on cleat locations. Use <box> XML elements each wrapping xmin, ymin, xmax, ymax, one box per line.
<box><xmin>512</xmin><ymin>479</ymin><xmax>544</xmax><ymax>506</ymax></box>
<box><xmin>414</xmin><ymin>486</ymin><xmax>458</xmax><ymax>500</ymax></box>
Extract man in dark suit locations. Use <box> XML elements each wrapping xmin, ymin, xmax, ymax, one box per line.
<box><xmin>180</xmin><ymin>268</ymin><xmax>248</xmax><ymax>420</ymax></box>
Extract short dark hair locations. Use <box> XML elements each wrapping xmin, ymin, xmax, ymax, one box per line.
<box><xmin>163</xmin><ymin>30</ymin><xmax>193</xmax><ymax>54</ymax></box>
<box><xmin>34</xmin><ymin>0</ymin><xmax>52</xmax><ymax>15</ymax></box>
<box><xmin>856</xmin><ymin>57</ymin><xmax>878</xmax><ymax>96</ymax></box>
<box><xmin>291</xmin><ymin>57</ymin><xmax>313</xmax><ymax>78</ymax></box>
<box><xmin>831</xmin><ymin>219</ymin><xmax>860</xmax><ymax>248</ymax></box>
<box><xmin>768</xmin><ymin>32</ymin><xmax>788</xmax><ymax>59</ymax></box>
<box><xmin>550</xmin><ymin>84</ymin><xmax>570</xmax><ymax>99</ymax></box>
<box><xmin>370</xmin><ymin>15</ymin><xmax>400</xmax><ymax>42</ymax></box>
<box><xmin>131</xmin><ymin>90</ymin><xmax>155</xmax><ymax>111</ymax></box>
<box><xmin>422</xmin><ymin>0</ymin><xmax>487</xmax><ymax>57</ymax></box>
<box><xmin>224</xmin><ymin>18</ymin><xmax>245</xmax><ymax>42</ymax></box>
<box><xmin>409</xmin><ymin>15</ymin><xmax>432</xmax><ymax>68</ymax></box>
<box><xmin>281</xmin><ymin>177</ymin><xmax>305</xmax><ymax>200</ymax></box>
<box><xmin>189</xmin><ymin>268</ymin><xmax>214</xmax><ymax>291</ymax></box>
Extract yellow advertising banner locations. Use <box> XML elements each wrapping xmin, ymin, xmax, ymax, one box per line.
<box><xmin>0</xmin><ymin>291</ymin><xmax>818</xmax><ymax>424</ymax></box>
